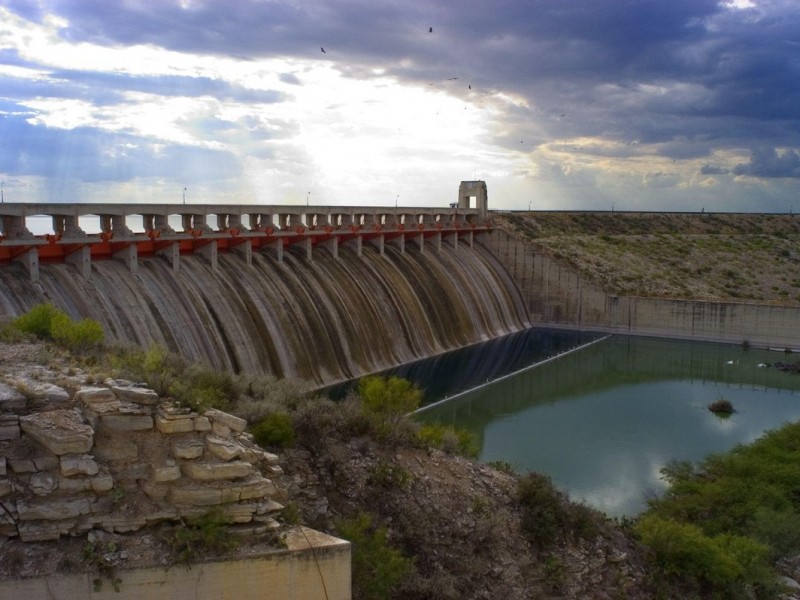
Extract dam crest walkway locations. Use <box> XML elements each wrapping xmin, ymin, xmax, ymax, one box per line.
<box><xmin>0</xmin><ymin>203</ymin><xmax>490</xmax><ymax>281</ymax></box>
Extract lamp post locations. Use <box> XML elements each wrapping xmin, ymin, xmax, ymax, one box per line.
<box><xmin>1</xmin><ymin>181</ymin><xmax>3</xmax><ymax>204</ymax></box>
<box><xmin>183</xmin><ymin>187</ymin><xmax>186</xmax><ymax>205</ymax></box>
<box><xmin>395</xmin><ymin>194</ymin><xmax>399</xmax><ymax>208</ymax></box>
<box><xmin>306</xmin><ymin>191</ymin><xmax>310</xmax><ymax>206</ymax></box>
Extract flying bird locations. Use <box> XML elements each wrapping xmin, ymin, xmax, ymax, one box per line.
<box><xmin>320</xmin><ymin>47</ymin><xmax>326</xmax><ymax>53</ymax></box>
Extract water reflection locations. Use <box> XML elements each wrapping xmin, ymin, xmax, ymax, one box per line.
<box><xmin>326</xmin><ymin>327</ymin><xmax>601</xmax><ymax>402</ymax></box>
<box><xmin>418</xmin><ymin>336</ymin><xmax>800</xmax><ymax>517</ymax></box>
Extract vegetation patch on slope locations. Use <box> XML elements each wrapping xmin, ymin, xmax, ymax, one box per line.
<box><xmin>497</xmin><ymin>211</ymin><xmax>800</xmax><ymax>304</ymax></box>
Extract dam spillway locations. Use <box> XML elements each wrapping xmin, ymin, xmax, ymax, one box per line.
<box><xmin>0</xmin><ymin>244</ymin><xmax>528</xmax><ymax>385</ymax></box>
<box><xmin>0</xmin><ymin>199</ymin><xmax>528</xmax><ymax>385</ymax></box>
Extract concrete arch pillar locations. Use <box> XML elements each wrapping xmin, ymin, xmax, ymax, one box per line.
<box><xmin>0</xmin><ymin>215</ymin><xmax>32</xmax><ymax>239</ymax></box>
<box><xmin>54</xmin><ymin>215</ymin><xmax>86</xmax><ymax>239</ymax></box>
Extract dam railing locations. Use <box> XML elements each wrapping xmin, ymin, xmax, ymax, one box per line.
<box><xmin>0</xmin><ymin>204</ymin><xmax>491</xmax><ymax>281</ymax></box>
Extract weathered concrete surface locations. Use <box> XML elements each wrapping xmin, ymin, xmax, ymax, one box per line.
<box><xmin>603</xmin><ymin>296</ymin><xmax>800</xmax><ymax>348</ymax></box>
<box><xmin>482</xmin><ymin>229</ymin><xmax>800</xmax><ymax>349</ymax></box>
<box><xmin>0</xmin><ymin>527</ymin><xmax>351</xmax><ymax>600</ymax></box>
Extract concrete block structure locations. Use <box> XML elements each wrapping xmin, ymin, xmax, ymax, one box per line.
<box><xmin>457</xmin><ymin>180</ymin><xmax>488</xmax><ymax>217</ymax></box>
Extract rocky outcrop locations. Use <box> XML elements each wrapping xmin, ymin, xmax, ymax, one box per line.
<box><xmin>0</xmin><ymin>378</ymin><xmax>285</xmax><ymax>543</ymax></box>
<box><xmin>285</xmin><ymin>433</ymin><xmax>654</xmax><ymax>599</ymax></box>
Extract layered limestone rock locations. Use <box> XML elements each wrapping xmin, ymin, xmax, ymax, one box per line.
<box><xmin>0</xmin><ymin>379</ymin><xmax>286</xmax><ymax>543</ymax></box>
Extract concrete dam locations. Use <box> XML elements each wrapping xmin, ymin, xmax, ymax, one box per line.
<box><xmin>0</xmin><ymin>182</ymin><xmax>530</xmax><ymax>385</ymax></box>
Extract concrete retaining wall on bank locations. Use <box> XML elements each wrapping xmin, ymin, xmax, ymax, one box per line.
<box><xmin>482</xmin><ymin>229</ymin><xmax>800</xmax><ymax>350</ymax></box>
<box><xmin>0</xmin><ymin>527</ymin><xmax>351</xmax><ymax>600</ymax></box>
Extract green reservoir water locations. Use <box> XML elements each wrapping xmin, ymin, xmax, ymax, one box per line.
<box><xmin>416</xmin><ymin>335</ymin><xmax>800</xmax><ymax>517</ymax></box>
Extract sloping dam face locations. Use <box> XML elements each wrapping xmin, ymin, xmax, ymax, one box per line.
<box><xmin>0</xmin><ymin>241</ymin><xmax>529</xmax><ymax>385</ymax></box>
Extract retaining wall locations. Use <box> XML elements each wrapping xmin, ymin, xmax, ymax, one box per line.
<box><xmin>482</xmin><ymin>229</ymin><xmax>800</xmax><ymax>349</ymax></box>
<box><xmin>0</xmin><ymin>527</ymin><xmax>351</xmax><ymax>600</ymax></box>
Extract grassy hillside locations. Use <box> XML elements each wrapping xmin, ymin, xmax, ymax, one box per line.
<box><xmin>496</xmin><ymin>211</ymin><xmax>800</xmax><ymax>305</ymax></box>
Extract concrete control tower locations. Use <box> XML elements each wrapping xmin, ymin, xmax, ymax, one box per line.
<box><xmin>457</xmin><ymin>181</ymin><xmax>488</xmax><ymax>217</ymax></box>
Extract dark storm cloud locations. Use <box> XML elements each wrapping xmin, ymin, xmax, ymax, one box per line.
<box><xmin>20</xmin><ymin>1</ymin><xmax>798</xmax><ymax>148</ymax></box>
<box><xmin>734</xmin><ymin>148</ymin><xmax>800</xmax><ymax>179</ymax></box>
<box><xmin>701</xmin><ymin>164</ymin><xmax>730</xmax><ymax>176</ymax></box>
<box><xmin>11</xmin><ymin>1</ymin><xmax>718</xmax><ymax>73</ymax></box>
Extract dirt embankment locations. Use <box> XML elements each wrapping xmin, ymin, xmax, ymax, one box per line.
<box><xmin>496</xmin><ymin>211</ymin><xmax>800</xmax><ymax>304</ymax></box>
<box><xmin>283</xmin><ymin>397</ymin><xmax>655</xmax><ymax>600</ymax></box>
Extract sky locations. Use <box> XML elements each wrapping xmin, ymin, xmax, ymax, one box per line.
<box><xmin>1</xmin><ymin>0</ymin><xmax>799</xmax><ymax>212</ymax></box>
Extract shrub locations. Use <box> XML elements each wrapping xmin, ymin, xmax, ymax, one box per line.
<box><xmin>52</xmin><ymin>316</ymin><xmax>104</xmax><ymax>350</ymax></box>
<box><xmin>336</xmin><ymin>512</ymin><xmax>412</xmax><ymax>600</ymax></box>
<box><xmin>110</xmin><ymin>344</ymin><xmax>186</xmax><ymax>396</ymax></box>
<box><xmin>640</xmin><ymin>422</ymin><xmax>800</xmax><ymax>595</ymax></box>
<box><xmin>13</xmin><ymin>302</ymin><xmax>61</xmax><ymax>339</ymax></box>
<box><xmin>110</xmin><ymin>344</ymin><xmax>234</xmax><ymax>410</ymax></box>
<box><xmin>232</xmin><ymin>375</ymin><xmax>310</xmax><ymax>422</ymax></box>
<box><xmin>359</xmin><ymin>376</ymin><xmax>422</xmax><ymax>420</ymax></box>
<box><xmin>292</xmin><ymin>396</ymin><xmax>369</xmax><ymax>450</ymax></box>
<box><xmin>168</xmin><ymin>364</ymin><xmax>237</xmax><ymax>411</ymax></box>
<box><xmin>708</xmin><ymin>398</ymin><xmax>735</xmax><ymax>415</ymax></box>
<box><xmin>367</xmin><ymin>459</ymin><xmax>412</xmax><ymax>490</ymax></box>
<box><xmin>518</xmin><ymin>473</ymin><xmax>563</xmax><ymax>546</ymax></box>
<box><xmin>280</xmin><ymin>502</ymin><xmax>302</xmax><ymax>526</ymax></box>
<box><xmin>165</xmin><ymin>509</ymin><xmax>238</xmax><ymax>564</ymax></box>
<box><xmin>416</xmin><ymin>422</ymin><xmax>478</xmax><ymax>458</ymax></box>
<box><xmin>82</xmin><ymin>540</ymin><xmax>123</xmax><ymax>592</ymax></box>
<box><xmin>251</xmin><ymin>412</ymin><xmax>295</xmax><ymax>449</ymax></box>
<box><xmin>517</xmin><ymin>472</ymin><xmax>598</xmax><ymax>547</ymax></box>
<box><xmin>635</xmin><ymin>515</ymin><xmax>773</xmax><ymax>595</ymax></box>
<box><xmin>487</xmin><ymin>460</ymin><xmax>516</xmax><ymax>475</ymax></box>
<box><xmin>649</xmin><ymin>422</ymin><xmax>800</xmax><ymax>539</ymax></box>
<box><xmin>139</xmin><ymin>345</ymin><xmax>187</xmax><ymax>396</ymax></box>
<box><xmin>358</xmin><ymin>376</ymin><xmax>423</xmax><ymax>441</ymax></box>
<box><xmin>747</xmin><ymin>507</ymin><xmax>800</xmax><ymax>557</ymax></box>
<box><xmin>13</xmin><ymin>303</ymin><xmax>104</xmax><ymax>350</ymax></box>
<box><xmin>0</xmin><ymin>319</ymin><xmax>26</xmax><ymax>343</ymax></box>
